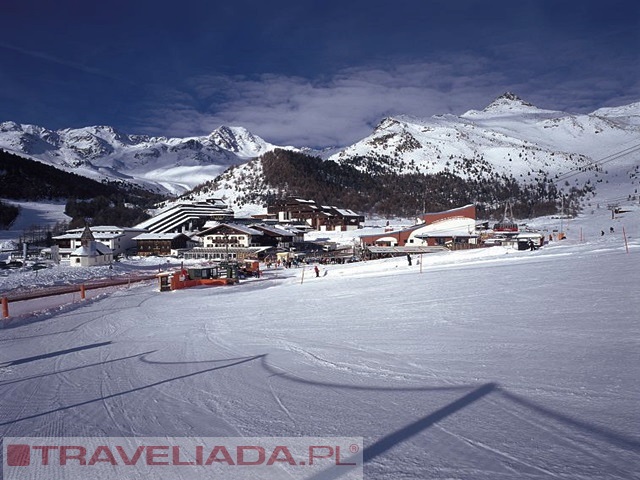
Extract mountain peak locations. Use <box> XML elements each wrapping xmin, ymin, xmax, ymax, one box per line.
<box><xmin>484</xmin><ymin>92</ymin><xmax>535</xmax><ymax>112</ymax></box>
<box><xmin>209</xmin><ymin>125</ymin><xmax>266</xmax><ymax>154</ymax></box>
<box><xmin>373</xmin><ymin>117</ymin><xmax>404</xmax><ymax>132</ymax></box>
<box><xmin>461</xmin><ymin>93</ymin><xmax>545</xmax><ymax>118</ymax></box>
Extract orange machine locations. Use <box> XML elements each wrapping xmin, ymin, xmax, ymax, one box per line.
<box><xmin>241</xmin><ymin>260</ymin><xmax>261</xmax><ymax>277</ymax></box>
<box><xmin>158</xmin><ymin>266</ymin><xmax>236</xmax><ymax>292</ymax></box>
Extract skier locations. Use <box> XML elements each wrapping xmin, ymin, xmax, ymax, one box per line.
<box><xmin>407</xmin><ymin>254</ymin><xmax>412</xmax><ymax>266</ymax></box>
<box><xmin>314</xmin><ymin>265</ymin><xmax>320</xmax><ymax>277</ymax></box>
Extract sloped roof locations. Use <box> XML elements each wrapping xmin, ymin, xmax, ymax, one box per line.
<box><xmin>80</xmin><ymin>225</ymin><xmax>95</xmax><ymax>243</ymax></box>
<box><xmin>70</xmin><ymin>242</ymin><xmax>113</xmax><ymax>257</ymax></box>
<box><xmin>251</xmin><ymin>224</ymin><xmax>295</xmax><ymax>237</ymax></box>
<box><xmin>68</xmin><ymin>226</ymin><xmax>147</xmax><ymax>233</ymax></box>
<box><xmin>53</xmin><ymin>232</ymin><xmax>125</xmax><ymax>240</ymax></box>
<box><xmin>334</xmin><ymin>208</ymin><xmax>362</xmax><ymax>217</ymax></box>
<box><xmin>367</xmin><ymin>246</ymin><xmax>447</xmax><ymax>254</ymax></box>
<box><xmin>133</xmin><ymin>233</ymin><xmax>190</xmax><ymax>241</ymax></box>
<box><xmin>197</xmin><ymin>223</ymin><xmax>263</xmax><ymax>237</ymax></box>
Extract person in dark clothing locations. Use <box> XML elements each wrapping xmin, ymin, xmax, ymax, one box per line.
<box><xmin>314</xmin><ymin>265</ymin><xmax>320</xmax><ymax>277</ymax></box>
<box><xmin>407</xmin><ymin>254</ymin><xmax>412</xmax><ymax>266</ymax></box>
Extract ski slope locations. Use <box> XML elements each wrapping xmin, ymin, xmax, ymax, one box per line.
<box><xmin>1</xmin><ymin>207</ymin><xmax>639</xmax><ymax>479</ymax></box>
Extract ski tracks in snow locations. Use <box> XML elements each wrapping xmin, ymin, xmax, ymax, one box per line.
<box><xmin>435</xmin><ymin>423</ymin><xmax>561</xmax><ymax>478</ymax></box>
<box><xmin>264</xmin><ymin>362</ymin><xmax>298</xmax><ymax>426</ymax></box>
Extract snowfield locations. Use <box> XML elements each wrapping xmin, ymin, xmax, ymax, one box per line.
<box><xmin>1</xmin><ymin>206</ymin><xmax>638</xmax><ymax>479</ymax></box>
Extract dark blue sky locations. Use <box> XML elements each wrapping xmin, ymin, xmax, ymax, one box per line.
<box><xmin>2</xmin><ymin>0</ymin><xmax>639</xmax><ymax>147</ymax></box>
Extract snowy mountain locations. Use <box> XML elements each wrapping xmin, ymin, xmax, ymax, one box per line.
<box><xmin>0</xmin><ymin>122</ymin><xmax>296</xmax><ymax>195</ymax></box>
<box><xmin>184</xmin><ymin>94</ymin><xmax>640</xmax><ymax>213</ymax></box>
<box><xmin>2</xmin><ymin>93</ymin><xmax>639</xmax><ymax>213</ymax></box>
<box><xmin>329</xmin><ymin>93</ymin><xmax>640</xmax><ymax>198</ymax></box>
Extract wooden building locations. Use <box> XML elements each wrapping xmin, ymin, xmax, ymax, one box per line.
<box><xmin>249</xmin><ymin>224</ymin><xmax>296</xmax><ymax>248</ymax></box>
<box><xmin>267</xmin><ymin>198</ymin><xmax>364</xmax><ymax>231</ymax></box>
<box><xmin>133</xmin><ymin>232</ymin><xmax>192</xmax><ymax>256</ymax></box>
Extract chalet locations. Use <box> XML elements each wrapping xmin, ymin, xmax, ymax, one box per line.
<box><xmin>132</xmin><ymin>232</ymin><xmax>192</xmax><ymax>256</ymax></box>
<box><xmin>198</xmin><ymin>223</ymin><xmax>263</xmax><ymax>248</ymax></box>
<box><xmin>185</xmin><ymin>223</ymin><xmax>268</xmax><ymax>260</ymax></box>
<box><xmin>69</xmin><ymin>226</ymin><xmax>113</xmax><ymax>267</ymax></box>
<box><xmin>284</xmin><ymin>225</ymin><xmax>308</xmax><ymax>243</ymax></box>
<box><xmin>267</xmin><ymin>198</ymin><xmax>364</xmax><ymax>231</ymax></box>
<box><xmin>360</xmin><ymin>204</ymin><xmax>479</xmax><ymax>256</ymax></box>
<box><xmin>249</xmin><ymin>224</ymin><xmax>296</xmax><ymax>249</ymax></box>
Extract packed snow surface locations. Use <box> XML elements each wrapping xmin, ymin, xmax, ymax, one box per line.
<box><xmin>0</xmin><ymin>207</ymin><xmax>639</xmax><ymax>479</ymax></box>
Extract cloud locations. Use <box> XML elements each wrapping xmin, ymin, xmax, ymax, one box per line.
<box><xmin>134</xmin><ymin>55</ymin><xmax>639</xmax><ymax>148</ymax></box>
<box><xmin>135</xmin><ymin>61</ymin><xmax>504</xmax><ymax>147</ymax></box>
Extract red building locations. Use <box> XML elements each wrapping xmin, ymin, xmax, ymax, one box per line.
<box><xmin>360</xmin><ymin>204</ymin><xmax>478</xmax><ymax>252</ymax></box>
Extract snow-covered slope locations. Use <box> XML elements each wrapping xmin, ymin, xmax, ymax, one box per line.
<box><xmin>329</xmin><ymin>93</ymin><xmax>640</xmax><ymax>203</ymax></box>
<box><xmin>0</xmin><ymin>122</ymin><xmax>295</xmax><ymax>195</ymax></box>
<box><xmin>1</xmin><ymin>205</ymin><xmax>638</xmax><ymax>479</ymax></box>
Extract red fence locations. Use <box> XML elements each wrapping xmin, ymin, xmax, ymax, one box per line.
<box><xmin>1</xmin><ymin>274</ymin><xmax>157</xmax><ymax>322</ymax></box>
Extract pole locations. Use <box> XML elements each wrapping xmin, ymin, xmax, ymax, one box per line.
<box><xmin>80</xmin><ymin>284</ymin><xmax>86</xmax><ymax>300</ymax></box>
<box><xmin>560</xmin><ymin>196</ymin><xmax>564</xmax><ymax>234</ymax></box>
<box><xmin>2</xmin><ymin>297</ymin><xmax>8</xmax><ymax>319</ymax></box>
<box><xmin>623</xmin><ymin>227</ymin><xmax>629</xmax><ymax>254</ymax></box>
<box><xmin>300</xmin><ymin>265</ymin><xmax>305</xmax><ymax>285</ymax></box>
<box><xmin>420</xmin><ymin>253</ymin><xmax>423</xmax><ymax>274</ymax></box>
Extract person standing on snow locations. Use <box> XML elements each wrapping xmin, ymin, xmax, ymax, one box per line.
<box><xmin>314</xmin><ymin>265</ymin><xmax>320</xmax><ymax>277</ymax></box>
<box><xmin>407</xmin><ymin>254</ymin><xmax>412</xmax><ymax>266</ymax></box>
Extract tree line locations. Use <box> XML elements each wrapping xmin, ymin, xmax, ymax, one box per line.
<box><xmin>212</xmin><ymin>149</ymin><xmax>586</xmax><ymax>219</ymax></box>
<box><xmin>64</xmin><ymin>197</ymin><xmax>151</xmax><ymax>228</ymax></box>
<box><xmin>0</xmin><ymin>149</ymin><xmax>164</xmax><ymax>227</ymax></box>
<box><xmin>0</xmin><ymin>200</ymin><xmax>20</xmax><ymax>228</ymax></box>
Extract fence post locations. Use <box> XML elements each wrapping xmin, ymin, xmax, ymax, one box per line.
<box><xmin>2</xmin><ymin>297</ymin><xmax>8</xmax><ymax>319</ymax></box>
<box><xmin>80</xmin><ymin>284</ymin><xmax>86</xmax><ymax>300</ymax></box>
